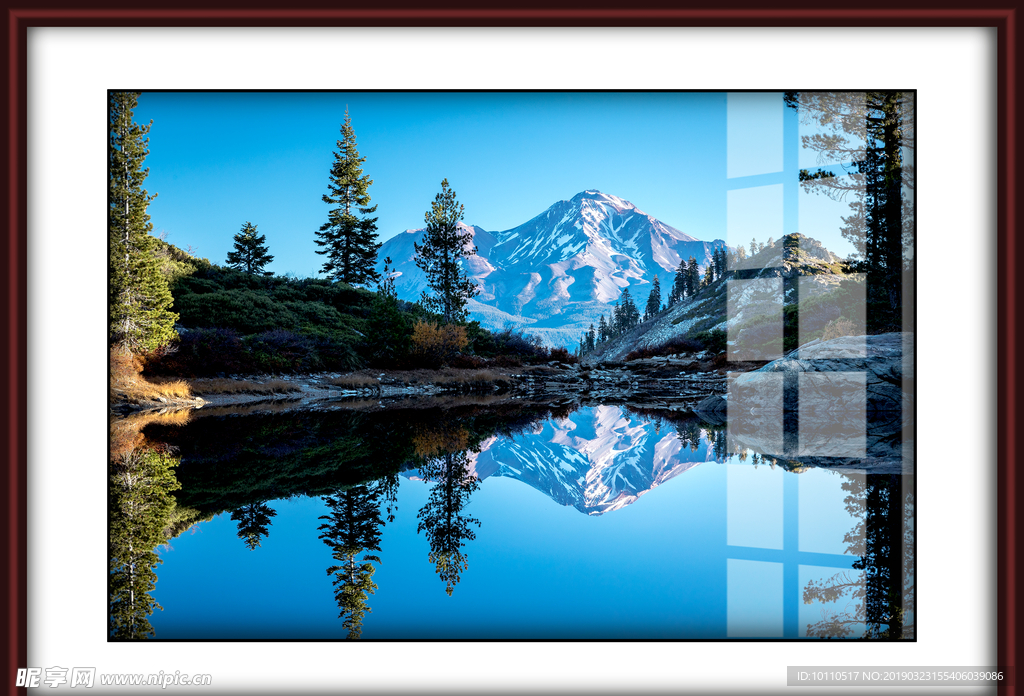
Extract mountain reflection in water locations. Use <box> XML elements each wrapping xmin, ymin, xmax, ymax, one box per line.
<box><xmin>109</xmin><ymin>399</ymin><xmax>913</xmax><ymax>640</ymax></box>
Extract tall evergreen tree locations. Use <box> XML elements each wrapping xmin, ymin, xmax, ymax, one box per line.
<box><xmin>670</xmin><ymin>258</ymin><xmax>688</xmax><ymax>305</ymax></box>
<box><xmin>784</xmin><ymin>91</ymin><xmax>914</xmax><ymax>315</ymax></box>
<box><xmin>617</xmin><ymin>287</ymin><xmax>640</xmax><ymax>331</ymax></box>
<box><xmin>315</xmin><ymin>110</ymin><xmax>381</xmax><ymax>285</ymax></box>
<box><xmin>226</xmin><ymin>222</ymin><xmax>275</xmax><ymax>275</ymax></box>
<box><xmin>415</xmin><ymin>179</ymin><xmax>477</xmax><ymax>325</ymax></box>
<box><xmin>644</xmin><ymin>276</ymin><xmax>662</xmax><ymax>320</ymax></box>
<box><xmin>685</xmin><ymin>256</ymin><xmax>700</xmax><ymax>297</ymax></box>
<box><xmin>586</xmin><ymin>324</ymin><xmax>596</xmax><ymax>353</ymax></box>
<box><xmin>597</xmin><ymin>314</ymin><xmax>609</xmax><ymax>342</ymax></box>
<box><xmin>109</xmin><ymin>91</ymin><xmax>177</xmax><ymax>351</ymax></box>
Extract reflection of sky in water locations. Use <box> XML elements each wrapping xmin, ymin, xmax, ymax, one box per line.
<box><xmin>149</xmin><ymin>408</ymin><xmax>866</xmax><ymax>640</ymax></box>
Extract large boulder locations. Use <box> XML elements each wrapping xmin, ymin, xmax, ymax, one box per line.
<box><xmin>729</xmin><ymin>332</ymin><xmax>912</xmax><ymax>414</ymax></box>
<box><xmin>696</xmin><ymin>332</ymin><xmax>914</xmax><ymax>474</ymax></box>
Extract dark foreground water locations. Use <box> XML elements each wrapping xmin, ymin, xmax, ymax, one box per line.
<box><xmin>109</xmin><ymin>400</ymin><xmax>914</xmax><ymax>640</ymax></box>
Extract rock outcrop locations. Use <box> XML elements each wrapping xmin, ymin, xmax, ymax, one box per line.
<box><xmin>696</xmin><ymin>332</ymin><xmax>914</xmax><ymax>474</ymax></box>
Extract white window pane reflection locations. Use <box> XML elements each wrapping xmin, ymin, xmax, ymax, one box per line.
<box><xmin>727</xmin><ymin>92</ymin><xmax>784</xmax><ymax>178</ymax></box>
<box><xmin>727</xmin><ymin>371</ymin><xmax>784</xmax><ymax>456</ymax></box>
<box><xmin>727</xmin><ymin>186</ymin><xmax>784</xmax><ymax>270</ymax></box>
<box><xmin>727</xmin><ymin>559</ymin><xmax>784</xmax><ymax>637</ymax></box>
<box><xmin>727</xmin><ymin>463</ymin><xmax>782</xmax><ymax>550</ymax></box>
<box><xmin>727</xmin><ymin>278</ymin><xmax>784</xmax><ymax>361</ymax></box>
<box><xmin>798</xmin><ymin>274</ymin><xmax>866</xmax><ymax>357</ymax></box>
<box><xmin>798</xmin><ymin>469</ymin><xmax>864</xmax><ymax>555</ymax></box>
<box><xmin>797</xmin><ymin>372</ymin><xmax>867</xmax><ymax>458</ymax></box>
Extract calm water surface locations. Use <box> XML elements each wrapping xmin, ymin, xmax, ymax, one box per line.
<box><xmin>110</xmin><ymin>401</ymin><xmax>913</xmax><ymax>640</ymax></box>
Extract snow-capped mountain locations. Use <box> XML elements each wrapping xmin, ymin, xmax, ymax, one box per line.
<box><xmin>464</xmin><ymin>405</ymin><xmax>720</xmax><ymax>515</ymax></box>
<box><xmin>377</xmin><ymin>191</ymin><xmax>726</xmax><ymax>347</ymax></box>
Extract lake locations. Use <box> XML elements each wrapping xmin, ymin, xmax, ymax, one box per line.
<box><xmin>109</xmin><ymin>398</ymin><xmax>913</xmax><ymax>641</ymax></box>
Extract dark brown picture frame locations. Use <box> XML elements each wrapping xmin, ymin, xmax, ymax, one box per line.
<box><xmin>2</xmin><ymin>4</ymin><xmax>1019</xmax><ymax>694</ymax></box>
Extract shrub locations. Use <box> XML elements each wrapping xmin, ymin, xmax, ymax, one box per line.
<box><xmin>410</xmin><ymin>321</ymin><xmax>468</xmax><ymax>368</ymax></box>
<box><xmin>364</xmin><ymin>293</ymin><xmax>411</xmax><ymax>368</ymax></box>
<box><xmin>624</xmin><ymin>335</ymin><xmax>706</xmax><ymax>361</ymax></box>
<box><xmin>448</xmin><ymin>354</ymin><xmax>488</xmax><ymax>369</ymax></box>
<box><xmin>146</xmin><ymin>327</ymin><xmax>246</xmax><ymax>376</ymax></box>
<box><xmin>174</xmin><ymin>289</ymin><xmax>299</xmax><ymax>334</ymax></box>
<box><xmin>244</xmin><ymin>329</ymin><xmax>316</xmax><ymax>373</ymax></box>
<box><xmin>489</xmin><ymin>327</ymin><xmax>549</xmax><ymax>363</ymax></box>
<box><xmin>549</xmin><ymin>347</ymin><xmax>578</xmax><ymax>364</ymax></box>
<box><xmin>692</xmin><ymin>328</ymin><xmax>727</xmax><ymax>354</ymax></box>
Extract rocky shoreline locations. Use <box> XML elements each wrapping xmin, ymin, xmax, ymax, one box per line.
<box><xmin>110</xmin><ymin>352</ymin><xmax>731</xmax><ymax>415</ymax></box>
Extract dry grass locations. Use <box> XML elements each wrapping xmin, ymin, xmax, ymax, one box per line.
<box><xmin>110</xmin><ymin>409</ymin><xmax>192</xmax><ymax>461</ymax></box>
<box><xmin>329</xmin><ymin>374</ymin><xmax>380</xmax><ymax>389</ymax></box>
<box><xmin>822</xmin><ymin>317</ymin><xmax>860</xmax><ymax>341</ymax></box>
<box><xmin>110</xmin><ymin>347</ymin><xmax>192</xmax><ymax>404</ymax></box>
<box><xmin>187</xmin><ymin>378</ymin><xmax>300</xmax><ymax>396</ymax></box>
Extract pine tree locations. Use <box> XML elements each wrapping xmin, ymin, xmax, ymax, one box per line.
<box><xmin>617</xmin><ymin>287</ymin><xmax>640</xmax><ymax>331</ymax></box>
<box><xmin>670</xmin><ymin>259</ymin><xmax>688</xmax><ymax>304</ymax></box>
<box><xmin>750</xmin><ymin>238</ymin><xmax>758</xmax><ymax>257</ymax></box>
<box><xmin>598</xmin><ymin>314</ymin><xmax>609</xmax><ymax>342</ymax></box>
<box><xmin>315</xmin><ymin>110</ymin><xmax>381</xmax><ymax>285</ymax></box>
<box><xmin>685</xmin><ymin>256</ymin><xmax>700</xmax><ymax>297</ymax></box>
<box><xmin>109</xmin><ymin>92</ymin><xmax>177</xmax><ymax>352</ymax></box>
<box><xmin>714</xmin><ymin>246</ymin><xmax>727</xmax><ymax>279</ymax></box>
<box><xmin>586</xmin><ymin>324</ymin><xmax>596</xmax><ymax>352</ymax></box>
<box><xmin>226</xmin><ymin>221</ymin><xmax>275</xmax><ymax>275</ymax></box>
<box><xmin>644</xmin><ymin>276</ymin><xmax>662</xmax><ymax>320</ymax></box>
<box><xmin>702</xmin><ymin>265</ymin><xmax>714</xmax><ymax>288</ymax></box>
<box><xmin>784</xmin><ymin>91</ymin><xmax>913</xmax><ymax>314</ymax></box>
<box><xmin>415</xmin><ymin>179</ymin><xmax>477</xmax><ymax>325</ymax></box>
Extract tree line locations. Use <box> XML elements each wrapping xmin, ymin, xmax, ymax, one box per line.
<box><xmin>576</xmin><ymin>244</ymin><xmax>732</xmax><ymax>357</ymax></box>
<box><xmin>109</xmin><ymin>93</ymin><xmax>479</xmax><ymax>363</ymax></box>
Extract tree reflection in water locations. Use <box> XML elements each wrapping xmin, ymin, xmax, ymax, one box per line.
<box><xmin>231</xmin><ymin>501</ymin><xmax>277</xmax><ymax>551</ymax></box>
<box><xmin>803</xmin><ymin>473</ymin><xmax>915</xmax><ymax>639</ymax></box>
<box><xmin>108</xmin><ymin>446</ymin><xmax>181</xmax><ymax>639</ymax></box>
<box><xmin>317</xmin><ymin>477</ymin><xmax>395</xmax><ymax>640</ymax></box>
<box><xmin>413</xmin><ymin>424</ymin><xmax>481</xmax><ymax>596</ymax></box>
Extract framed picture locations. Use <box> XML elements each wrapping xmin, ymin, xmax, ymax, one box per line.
<box><xmin>5</xmin><ymin>8</ymin><xmax>1017</xmax><ymax>695</ymax></box>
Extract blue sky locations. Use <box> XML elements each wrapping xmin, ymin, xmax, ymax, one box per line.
<box><xmin>132</xmin><ymin>91</ymin><xmax>854</xmax><ymax>278</ymax></box>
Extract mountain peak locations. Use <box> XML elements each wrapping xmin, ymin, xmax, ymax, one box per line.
<box><xmin>570</xmin><ymin>189</ymin><xmax>630</xmax><ymax>207</ymax></box>
<box><xmin>378</xmin><ymin>191</ymin><xmax>724</xmax><ymax>348</ymax></box>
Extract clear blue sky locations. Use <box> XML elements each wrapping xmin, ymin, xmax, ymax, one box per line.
<box><xmin>132</xmin><ymin>91</ymin><xmax>854</xmax><ymax>278</ymax></box>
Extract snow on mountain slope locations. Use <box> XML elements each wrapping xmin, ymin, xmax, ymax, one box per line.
<box><xmin>468</xmin><ymin>405</ymin><xmax>719</xmax><ymax>515</ymax></box>
<box><xmin>377</xmin><ymin>191</ymin><xmax>727</xmax><ymax>347</ymax></box>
